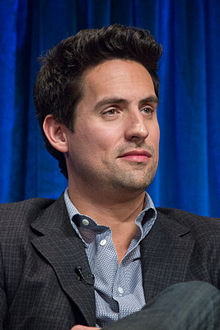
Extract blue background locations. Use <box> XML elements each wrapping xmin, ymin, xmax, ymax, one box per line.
<box><xmin>0</xmin><ymin>0</ymin><xmax>220</xmax><ymax>217</ymax></box>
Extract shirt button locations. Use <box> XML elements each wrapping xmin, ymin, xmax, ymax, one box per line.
<box><xmin>100</xmin><ymin>239</ymin><xmax>107</xmax><ymax>246</ymax></box>
<box><xmin>118</xmin><ymin>287</ymin><xmax>124</xmax><ymax>295</ymax></box>
<box><xmin>82</xmin><ymin>219</ymin><xmax>89</xmax><ymax>226</ymax></box>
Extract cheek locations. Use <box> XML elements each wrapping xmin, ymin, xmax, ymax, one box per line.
<box><xmin>156</xmin><ymin>129</ymin><xmax>160</xmax><ymax>148</ymax></box>
<box><xmin>150</xmin><ymin>124</ymin><xmax>160</xmax><ymax>145</ymax></box>
<box><xmin>88</xmin><ymin>124</ymin><xmax>121</xmax><ymax>149</ymax></box>
<box><xmin>75</xmin><ymin>127</ymin><xmax>117</xmax><ymax>157</ymax></box>
<box><xmin>149</xmin><ymin>125</ymin><xmax>160</xmax><ymax>159</ymax></box>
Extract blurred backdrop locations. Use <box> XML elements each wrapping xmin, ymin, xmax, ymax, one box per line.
<box><xmin>0</xmin><ymin>0</ymin><xmax>220</xmax><ymax>217</ymax></box>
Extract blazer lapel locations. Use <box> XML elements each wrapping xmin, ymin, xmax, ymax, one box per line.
<box><xmin>140</xmin><ymin>210</ymin><xmax>194</xmax><ymax>302</ymax></box>
<box><xmin>31</xmin><ymin>195</ymin><xmax>96</xmax><ymax>326</ymax></box>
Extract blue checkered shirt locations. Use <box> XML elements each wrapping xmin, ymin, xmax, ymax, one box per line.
<box><xmin>64</xmin><ymin>189</ymin><xmax>157</xmax><ymax>327</ymax></box>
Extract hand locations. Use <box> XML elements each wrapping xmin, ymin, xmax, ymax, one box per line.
<box><xmin>70</xmin><ymin>326</ymin><xmax>100</xmax><ymax>330</ymax></box>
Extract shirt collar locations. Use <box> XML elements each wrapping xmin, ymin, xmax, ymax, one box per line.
<box><xmin>64</xmin><ymin>187</ymin><xmax>157</xmax><ymax>241</ymax></box>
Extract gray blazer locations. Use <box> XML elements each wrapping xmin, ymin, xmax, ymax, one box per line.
<box><xmin>0</xmin><ymin>195</ymin><xmax>220</xmax><ymax>329</ymax></box>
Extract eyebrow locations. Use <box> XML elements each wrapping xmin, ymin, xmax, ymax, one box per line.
<box><xmin>139</xmin><ymin>96</ymin><xmax>159</xmax><ymax>106</ymax></box>
<box><xmin>94</xmin><ymin>95</ymin><xmax>159</xmax><ymax>110</ymax></box>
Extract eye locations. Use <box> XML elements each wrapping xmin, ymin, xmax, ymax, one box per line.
<box><xmin>103</xmin><ymin>108</ymin><xmax>117</xmax><ymax>115</ymax></box>
<box><xmin>141</xmin><ymin>106</ymin><xmax>154</xmax><ymax>115</ymax></box>
<box><xmin>102</xmin><ymin>107</ymin><xmax>121</xmax><ymax>120</ymax></box>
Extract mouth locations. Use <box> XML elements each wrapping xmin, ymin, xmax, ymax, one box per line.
<box><xmin>118</xmin><ymin>150</ymin><xmax>152</xmax><ymax>162</ymax></box>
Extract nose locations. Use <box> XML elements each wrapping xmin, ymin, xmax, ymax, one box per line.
<box><xmin>124</xmin><ymin>110</ymin><xmax>149</xmax><ymax>143</ymax></box>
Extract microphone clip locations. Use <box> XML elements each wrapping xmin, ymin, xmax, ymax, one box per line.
<box><xmin>75</xmin><ymin>266</ymin><xmax>94</xmax><ymax>285</ymax></box>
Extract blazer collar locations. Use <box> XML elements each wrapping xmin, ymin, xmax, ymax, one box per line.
<box><xmin>31</xmin><ymin>194</ymin><xmax>96</xmax><ymax>326</ymax></box>
<box><xmin>140</xmin><ymin>209</ymin><xmax>194</xmax><ymax>301</ymax></box>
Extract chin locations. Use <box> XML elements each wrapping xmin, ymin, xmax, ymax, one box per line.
<box><xmin>113</xmin><ymin>179</ymin><xmax>152</xmax><ymax>192</ymax></box>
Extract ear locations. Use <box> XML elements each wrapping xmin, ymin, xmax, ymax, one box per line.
<box><xmin>43</xmin><ymin>114</ymin><xmax>69</xmax><ymax>153</ymax></box>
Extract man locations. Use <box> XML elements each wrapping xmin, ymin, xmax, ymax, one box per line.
<box><xmin>0</xmin><ymin>24</ymin><xmax>220</xmax><ymax>330</ymax></box>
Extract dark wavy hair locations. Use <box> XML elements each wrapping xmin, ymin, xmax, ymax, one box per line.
<box><xmin>33</xmin><ymin>24</ymin><xmax>162</xmax><ymax>178</ymax></box>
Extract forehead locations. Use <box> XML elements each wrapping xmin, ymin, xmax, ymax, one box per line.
<box><xmin>80</xmin><ymin>59</ymin><xmax>155</xmax><ymax>101</ymax></box>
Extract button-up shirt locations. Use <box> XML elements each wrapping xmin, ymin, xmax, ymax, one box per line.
<box><xmin>64</xmin><ymin>189</ymin><xmax>157</xmax><ymax>327</ymax></box>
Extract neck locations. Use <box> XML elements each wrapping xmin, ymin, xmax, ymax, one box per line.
<box><xmin>68</xmin><ymin>181</ymin><xmax>146</xmax><ymax>227</ymax></box>
<box><xmin>68</xmin><ymin>181</ymin><xmax>146</xmax><ymax>263</ymax></box>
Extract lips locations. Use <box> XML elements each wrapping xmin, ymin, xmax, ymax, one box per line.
<box><xmin>118</xmin><ymin>149</ymin><xmax>152</xmax><ymax>162</ymax></box>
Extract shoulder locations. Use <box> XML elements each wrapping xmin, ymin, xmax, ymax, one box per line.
<box><xmin>0</xmin><ymin>197</ymin><xmax>55</xmax><ymax>211</ymax></box>
<box><xmin>0</xmin><ymin>198</ymin><xmax>58</xmax><ymax>244</ymax></box>
<box><xmin>156</xmin><ymin>207</ymin><xmax>220</xmax><ymax>239</ymax></box>
<box><xmin>156</xmin><ymin>207</ymin><xmax>220</xmax><ymax>224</ymax></box>
<box><xmin>0</xmin><ymin>198</ymin><xmax>56</xmax><ymax>224</ymax></box>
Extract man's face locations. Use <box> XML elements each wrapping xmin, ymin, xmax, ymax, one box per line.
<box><xmin>65</xmin><ymin>59</ymin><xmax>160</xmax><ymax>196</ymax></box>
